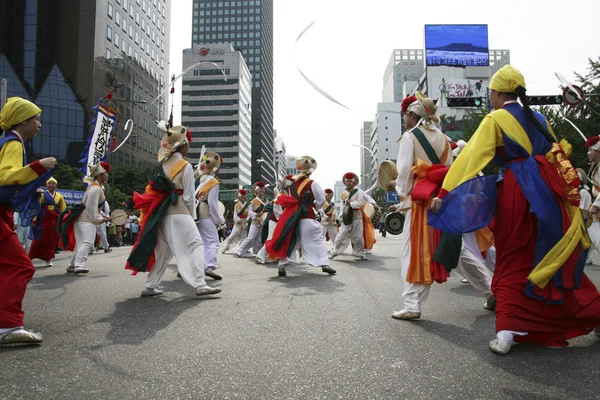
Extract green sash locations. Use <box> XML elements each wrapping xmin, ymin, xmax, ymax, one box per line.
<box><xmin>412</xmin><ymin>127</ymin><xmax>441</xmax><ymax>164</ymax></box>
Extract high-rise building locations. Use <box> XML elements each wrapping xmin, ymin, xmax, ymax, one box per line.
<box><xmin>382</xmin><ymin>49</ymin><xmax>425</xmax><ymax>103</ymax></box>
<box><xmin>359</xmin><ymin>121</ymin><xmax>372</xmax><ymax>190</ymax></box>
<box><xmin>182</xmin><ymin>43</ymin><xmax>252</xmax><ymax>189</ymax></box>
<box><xmin>0</xmin><ymin>0</ymin><xmax>172</xmax><ymax>170</ymax></box>
<box><xmin>191</xmin><ymin>0</ymin><xmax>275</xmax><ymax>186</ymax></box>
<box><xmin>273</xmin><ymin>132</ymin><xmax>286</xmax><ymax>182</ymax></box>
<box><xmin>369</xmin><ymin>103</ymin><xmax>402</xmax><ymax>189</ymax></box>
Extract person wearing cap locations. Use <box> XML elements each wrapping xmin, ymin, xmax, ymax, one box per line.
<box><xmin>65</xmin><ymin>162</ymin><xmax>112</xmax><ymax>275</ymax></box>
<box><xmin>28</xmin><ymin>177</ymin><xmax>67</xmax><ymax>267</ymax></box>
<box><xmin>0</xmin><ymin>96</ymin><xmax>57</xmax><ymax>346</ymax></box>
<box><xmin>195</xmin><ymin>151</ymin><xmax>225</xmax><ymax>280</ymax></box>
<box><xmin>320</xmin><ymin>188</ymin><xmax>338</xmax><ymax>244</ymax></box>
<box><xmin>126</xmin><ymin>125</ymin><xmax>220</xmax><ymax>297</ymax></box>
<box><xmin>235</xmin><ymin>181</ymin><xmax>267</xmax><ymax>257</ymax></box>
<box><xmin>265</xmin><ymin>156</ymin><xmax>335</xmax><ymax>276</ymax></box>
<box><xmin>430</xmin><ymin>65</ymin><xmax>600</xmax><ymax>355</ymax></box>
<box><xmin>390</xmin><ymin>92</ymin><xmax>454</xmax><ymax>322</ymax></box>
<box><xmin>328</xmin><ymin>172</ymin><xmax>368</xmax><ymax>260</ymax></box>
<box><xmin>221</xmin><ymin>189</ymin><xmax>249</xmax><ymax>253</ymax></box>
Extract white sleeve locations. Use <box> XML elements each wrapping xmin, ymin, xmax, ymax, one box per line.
<box><xmin>350</xmin><ymin>190</ymin><xmax>365</xmax><ymax>209</ymax></box>
<box><xmin>580</xmin><ymin>190</ymin><xmax>592</xmax><ymax>210</ymax></box>
<box><xmin>182</xmin><ymin>163</ymin><xmax>196</xmax><ymax>219</ymax></box>
<box><xmin>85</xmin><ymin>187</ymin><xmax>105</xmax><ymax>224</ymax></box>
<box><xmin>209</xmin><ymin>185</ymin><xmax>225</xmax><ymax>225</ymax></box>
<box><xmin>594</xmin><ymin>192</ymin><xmax>600</xmax><ymax>209</ymax></box>
<box><xmin>395</xmin><ymin>133</ymin><xmax>415</xmax><ymax>196</ymax></box>
<box><xmin>311</xmin><ymin>181</ymin><xmax>326</xmax><ymax>210</ymax></box>
<box><xmin>273</xmin><ymin>203</ymin><xmax>284</xmax><ymax>219</ymax></box>
<box><xmin>363</xmin><ymin>192</ymin><xmax>377</xmax><ymax>205</ymax></box>
<box><xmin>248</xmin><ymin>201</ymin><xmax>257</xmax><ymax>219</ymax></box>
<box><xmin>233</xmin><ymin>204</ymin><xmax>241</xmax><ymax>222</ymax></box>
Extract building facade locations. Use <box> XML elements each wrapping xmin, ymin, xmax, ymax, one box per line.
<box><xmin>368</xmin><ymin>103</ymin><xmax>402</xmax><ymax>189</ymax></box>
<box><xmin>273</xmin><ymin>132</ymin><xmax>286</xmax><ymax>182</ymax></box>
<box><xmin>0</xmin><ymin>0</ymin><xmax>171</xmax><ymax>170</ymax></box>
<box><xmin>191</xmin><ymin>0</ymin><xmax>275</xmax><ymax>186</ymax></box>
<box><xmin>382</xmin><ymin>49</ymin><xmax>425</xmax><ymax>103</ymax></box>
<box><xmin>359</xmin><ymin>121</ymin><xmax>372</xmax><ymax>190</ymax></box>
<box><xmin>182</xmin><ymin>43</ymin><xmax>252</xmax><ymax>188</ymax></box>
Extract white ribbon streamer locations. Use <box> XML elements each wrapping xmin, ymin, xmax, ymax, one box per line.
<box><xmin>111</xmin><ymin>119</ymin><xmax>134</xmax><ymax>153</ymax></box>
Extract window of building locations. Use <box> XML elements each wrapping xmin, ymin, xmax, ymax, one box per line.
<box><xmin>122</xmin><ymin>39</ymin><xmax>127</xmax><ymax>52</ymax></box>
<box><xmin>114</xmin><ymin>32</ymin><xmax>120</xmax><ymax>47</ymax></box>
<box><xmin>107</xmin><ymin>26</ymin><xmax>113</xmax><ymax>41</ymax></box>
<box><xmin>122</xmin><ymin>18</ymin><xmax>127</xmax><ymax>32</ymax></box>
<box><xmin>129</xmin><ymin>25</ymin><xmax>133</xmax><ymax>38</ymax></box>
<box><xmin>136</xmin><ymin>11</ymin><xmax>140</xmax><ymax>25</ymax></box>
<box><xmin>124</xmin><ymin>0</ymin><xmax>128</xmax><ymax>8</ymax></box>
<box><xmin>115</xmin><ymin>11</ymin><xmax>121</xmax><ymax>26</ymax></box>
<box><xmin>108</xmin><ymin>3</ymin><xmax>114</xmax><ymax>18</ymax></box>
<box><xmin>141</xmin><ymin>18</ymin><xmax>145</xmax><ymax>32</ymax></box>
<box><xmin>106</xmin><ymin>48</ymin><xmax>111</xmax><ymax>60</ymax></box>
<box><xmin>129</xmin><ymin>5</ymin><xmax>134</xmax><ymax>17</ymax></box>
<box><xmin>135</xmin><ymin>31</ymin><xmax>139</xmax><ymax>44</ymax></box>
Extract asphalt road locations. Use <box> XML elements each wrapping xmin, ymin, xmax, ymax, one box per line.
<box><xmin>2</xmin><ymin>234</ymin><xmax>600</xmax><ymax>400</ymax></box>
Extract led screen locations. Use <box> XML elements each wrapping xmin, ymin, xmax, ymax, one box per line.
<box><xmin>425</xmin><ymin>25</ymin><xmax>489</xmax><ymax>67</ymax></box>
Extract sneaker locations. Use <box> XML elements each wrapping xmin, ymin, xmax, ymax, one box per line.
<box><xmin>328</xmin><ymin>253</ymin><xmax>337</xmax><ymax>260</ymax></box>
<box><xmin>234</xmin><ymin>253</ymin><xmax>242</xmax><ymax>258</ymax></box>
<box><xmin>488</xmin><ymin>338</ymin><xmax>512</xmax><ymax>355</ymax></box>
<box><xmin>391</xmin><ymin>310</ymin><xmax>421</xmax><ymax>320</ymax></box>
<box><xmin>196</xmin><ymin>285</ymin><xmax>221</xmax><ymax>296</ymax></box>
<box><xmin>0</xmin><ymin>329</ymin><xmax>43</xmax><ymax>347</ymax></box>
<box><xmin>359</xmin><ymin>255</ymin><xmax>368</xmax><ymax>261</ymax></box>
<box><xmin>483</xmin><ymin>295</ymin><xmax>496</xmax><ymax>311</ymax></box>
<box><xmin>205</xmin><ymin>269</ymin><xmax>222</xmax><ymax>280</ymax></box>
<box><xmin>141</xmin><ymin>287</ymin><xmax>164</xmax><ymax>297</ymax></box>
<box><xmin>461</xmin><ymin>278</ymin><xmax>469</xmax><ymax>284</ymax></box>
<box><xmin>278</xmin><ymin>266</ymin><xmax>286</xmax><ymax>277</ymax></box>
<box><xmin>104</xmin><ymin>248</ymin><xmax>113</xmax><ymax>253</ymax></box>
<box><xmin>45</xmin><ymin>260</ymin><xmax>53</xmax><ymax>267</ymax></box>
<box><xmin>66</xmin><ymin>266</ymin><xmax>75</xmax><ymax>273</ymax></box>
<box><xmin>73</xmin><ymin>267</ymin><xmax>89</xmax><ymax>275</ymax></box>
<box><xmin>255</xmin><ymin>257</ymin><xmax>265</xmax><ymax>264</ymax></box>
<box><xmin>322</xmin><ymin>266</ymin><xmax>337</xmax><ymax>275</ymax></box>
<box><xmin>221</xmin><ymin>248</ymin><xmax>227</xmax><ymax>254</ymax></box>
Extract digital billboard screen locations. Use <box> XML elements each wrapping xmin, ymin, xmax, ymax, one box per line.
<box><xmin>425</xmin><ymin>25</ymin><xmax>489</xmax><ymax>67</ymax></box>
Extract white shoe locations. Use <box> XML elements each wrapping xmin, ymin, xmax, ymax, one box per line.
<box><xmin>141</xmin><ymin>287</ymin><xmax>164</xmax><ymax>297</ymax></box>
<box><xmin>488</xmin><ymin>338</ymin><xmax>513</xmax><ymax>355</ymax></box>
<box><xmin>196</xmin><ymin>285</ymin><xmax>221</xmax><ymax>296</ymax></box>
<box><xmin>255</xmin><ymin>257</ymin><xmax>265</xmax><ymax>264</ymax></box>
<box><xmin>45</xmin><ymin>260</ymin><xmax>53</xmax><ymax>267</ymax></box>
<box><xmin>73</xmin><ymin>267</ymin><xmax>89</xmax><ymax>275</ymax></box>
<box><xmin>328</xmin><ymin>253</ymin><xmax>337</xmax><ymax>260</ymax></box>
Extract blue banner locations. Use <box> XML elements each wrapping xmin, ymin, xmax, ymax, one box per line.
<box><xmin>56</xmin><ymin>189</ymin><xmax>85</xmax><ymax>205</ymax></box>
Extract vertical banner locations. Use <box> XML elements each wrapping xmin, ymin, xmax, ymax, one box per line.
<box><xmin>79</xmin><ymin>105</ymin><xmax>118</xmax><ymax>177</ymax></box>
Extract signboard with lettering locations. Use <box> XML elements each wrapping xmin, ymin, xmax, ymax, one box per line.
<box><xmin>386</xmin><ymin>191</ymin><xmax>401</xmax><ymax>204</ymax></box>
<box><xmin>56</xmin><ymin>189</ymin><xmax>85</xmax><ymax>205</ymax></box>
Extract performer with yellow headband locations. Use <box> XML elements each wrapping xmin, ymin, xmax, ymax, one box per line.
<box><xmin>430</xmin><ymin>65</ymin><xmax>600</xmax><ymax>355</ymax></box>
<box><xmin>0</xmin><ymin>97</ymin><xmax>57</xmax><ymax>346</ymax></box>
<box><xmin>28</xmin><ymin>177</ymin><xmax>66</xmax><ymax>267</ymax></box>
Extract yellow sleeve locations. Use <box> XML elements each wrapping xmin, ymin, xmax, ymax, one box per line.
<box><xmin>441</xmin><ymin>116</ymin><xmax>503</xmax><ymax>194</ymax></box>
<box><xmin>0</xmin><ymin>141</ymin><xmax>46</xmax><ymax>185</ymax></box>
<box><xmin>56</xmin><ymin>193</ymin><xmax>67</xmax><ymax>213</ymax></box>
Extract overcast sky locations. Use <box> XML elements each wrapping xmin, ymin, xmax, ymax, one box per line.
<box><xmin>169</xmin><ymin>0</ymin><xmax>600</xmax><ymax>190</ymax></box>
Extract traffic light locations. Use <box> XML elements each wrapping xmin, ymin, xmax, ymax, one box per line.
<box><xmin>446</xmin><ymin>97</ymin><xmax>484</xmax><ymax>107</ymax></box>
<box><xmin>527</xmin><ymin>96</ymin><xmax>563</xmax><ymax>106</ymax></box>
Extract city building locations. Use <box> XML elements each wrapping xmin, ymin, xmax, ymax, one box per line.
<box><xmin>273</xmin><ymin>132</ymin><xmax>286</xmax><ymax>182</ymax></box>
<box><xmin>285</xmin><ymin>154</ymin><xmax>296</xmax><ymax>176</ymax></box>
<box><xmin>333</xmin><ymin>180</ymin><xmax>345</xmax><ymax>217</ymax></box>
<box><xmin>359</xmin><ymin>121</ymin><xmax>372</xmax><ymax>190</ymax></box>
<box><xmin>382</xmin><ymin>49</ymin><xmax>424</xmax><ymax>103</ymax></box>
<box><xmin>0</xmin><ymin>0</ymin><xmax>172</xmax><ymax>170</ymax></box>
<box><xmin>191</xmin><ymin>0</ymin><xmax>275</xmax><ymax>186</ymax></box>
<box><xmin>368</xmin><ymin>103</ymin><xmax>402</xmax><ymax>189</ymax></box>
<box><xmin>181</xmin><ymin>43</ymin><xmax>252</xmax><ymax>189</ymax></box>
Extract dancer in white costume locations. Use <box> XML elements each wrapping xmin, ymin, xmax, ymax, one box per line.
<box><xmin>255</xmin><ymin>175</ymin><xmax>292</xmax><ymax>264</ymax></box>
<box><xmin>195</xmin><ymin>151</ymin><xmax>225</xmax><ymax>280</ymax></box>
<box><xmin>320</xmin><ymin>188</ymin><xmax>338</xmax><ymax>244</ymax></box>
<box><xmin>264</xmin><ymin>156</ymin><xmax>335</xmax><ymax>277</ymax></box>
<box><xmin>221</xmin><ymin>189</ymin><xmax>249</xmax><ymax>253</ymax></box>
<box><xmin>67</xmin><ymin>163</ymin><xmax>112</xmax><ymax>274</ymax></box>
<box><xmin>235</xmin><ymin>181</ymin><xmax>267</xmax><ymax>257</ymax></box>
<box><xmin>329</xmin><ymin>172</ymin><xmax>367</xmax><ymax>260</ymax></box>
<box><xmin>95</xmin><ymin>199</ymin><xmax>111</xmax><ymax>252</ymax></box>
<box><xmin>125</xmin><ymin>125</ymin><xmax>220</xmax><ymax>297</ymax></box>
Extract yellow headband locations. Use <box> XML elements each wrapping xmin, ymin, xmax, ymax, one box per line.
<box><xmin>0</xmin><ymin>97</ymin><xmax>42</xmax><ymax>131</ymax></box>
<box><xmin>46</xmin><ymin>177</ymin><xmax>57</xmax><ymax>185</ymax></box>
<box><xmin>489</xmin><ymin>65</ymin><xmax>526</xmax><ymax>93</ymax></box>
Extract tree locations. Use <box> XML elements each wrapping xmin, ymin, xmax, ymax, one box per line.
<box><xmin>51</xmin><ymin>163</ymin><xmax>85</xmax><ymax>191</ymax></box>
<box><xmin>106</xmin><ymin>166</ymin><xmax>155</xmax><ymax>210</ymax></box>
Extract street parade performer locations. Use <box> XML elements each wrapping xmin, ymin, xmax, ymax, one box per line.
<box><xmin>63</xmin><ymin>162</ymin><xmax>112</xmax><ymax>275</ymax></box>
<box><xmin>265</xmin><ymin>156</ymin><xmax>336</xmax><ymax>277</ymax></box>
<box><xmin>195</xmin><ymin>151</ymin><xmax>225</xmax><ymax>280</ymax></box>
<box><xmin>255</xmin><ymin>175</ymin><xmax>290</xmax><ymax>264</ymax></box>
<box><xmin>28</xmin><ymin>177</ymin><xmax>67</xmax><ymax>267</ymax></box>
<box><xmin>221</xmin><ymin>189</ymin><xmax>249</xmax><ymax>253</ymax></box>
<box><xmin>430</xmin><ymin>65</ymin><xmax>600</xmax><ymax>355</ymax></box>
<box><xmin>0</xmin><ymin>97</ymin><xmax>55</xmax><ymax>346</ymax></box>
<box><xmin>320</xmin><ymin>188</ymin><xmax>338</xmax><ymax>243</ymax></box>
<box><xmin>585</xmin><ymin>138</ymin><xmax>600</xmax><ymax>254</ymax></box>
<box><xmin>236</xmin><ymin>181</ymin><xmax>267</xmax><ymax>257</ymax></box>
<box><xmin>126</xmin><ymin>125</ymin><xmax>220</xmax><ymax>297</ymax></box>
<box><xmin>390</xmin><ymin>92</ymin><xmax>454</xmax><ymax>321</ymax></box>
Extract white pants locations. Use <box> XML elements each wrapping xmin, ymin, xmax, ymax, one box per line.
<box><xmin>16</xmin><ymin>223</ymin><xmax>31</xmax><ymax>250</ymax></box>
<box><xmin>587</xmin><ymin>222</ymin><xmax>600</xmax><ymax>264</ymax></box>
<box><xmin>322</xmin><ymin>223</ymin><xmax>338</xmax><ymax>244</ymax></box>
<box><xmin>256</xmin><ymin>220</ymin><xmax>277</xmax><ymax>263</ymax></box>
<box><xmin>399</xmin><ymin>209</ymin><xmax>430</xmax><ymax>313</ymax></box>
<box><xmin>236</xmin><ymin>224</ymin><xmax>262</xmax><ymax>256</ymax></box>
<box><xmin>331</xmin><ymin>218</ymin><xmax>365</xmax><ymax>257</ymax></box>
<box><xmin>70</xmin><ymin>222</ymin><xmax>97</xmax><ymax>268</ymax></box>
<box><xmin>279</xmin><ymin>219</ymin><xmax>329</xmax><ymax>267</ymax></box>
<box><xmin>145</xmin><ymin>214</ymin><xmax>207</xmax><ymax>289</ymax></box>
<box><xmin>484</xmin><ymin>246</ymin><xmax>496</xmax><ymax>272</ymax></box>
<box><xmin>456</xmin><ymin>232</ymin><xmax>493</xmax><ymax>300</ymax></box>
<box><xmin>222</xmin><ymin>222</ymin><xmax>247</xmax><ymax>252</ymax></box>
<box><xmin>96</xmin><ymin>223</ymin><xmax>109</xmax><ymax>249</ymax></box>
<box><xmin>196</xmin><ymin>218</ymin><xmax>219</xmax><ymax>271</ymax></box>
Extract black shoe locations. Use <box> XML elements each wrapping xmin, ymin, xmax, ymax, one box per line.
<box><xmin>322</xmin><ymin>266</ymin><xmax>337</xmax><ymax>275</ymax></box>
<box><xmin>278</xmin><ymin>266</ymin><xmax>286</xmax><ymax>277</ymax></box>
<box><xmin>176</xmin><ymin>272</ymin><xmax>182</xmax><ymax>278</ymax></box>
<box><xmin>104</xmin><ymin>248</ymin><xmax>113</xmax><ymax>253</ymax></box>
<box><xmin>205</xmin><ymin>270</ymin><xmax>222</xmax><ymax>280</ymax></box>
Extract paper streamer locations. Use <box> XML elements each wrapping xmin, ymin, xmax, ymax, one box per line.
<box><xmin>111</xmin><ymin>119</ymin><xmax>134</xmax><ymax>153</ymax></box>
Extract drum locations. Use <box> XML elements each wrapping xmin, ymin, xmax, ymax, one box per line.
<box><xmin>342</xmin><ymin>204</ymin><xmax>353</xmax><ymax>226</ymax></box>
<box><xmin>385</xmin><ymin>212</ymin><xmax>405</xmax><ymax>235</ymax></box>
<box><xmin>218</xmin><ymin>201</ymin><xmax>226</xmax><ymax>216</ymax></box>
<box><xmin>111</xmin><ymin>209</ymin><xmax>128</xmax><ymax>225</ymax></box>
<box><xmin>363</xmin><ymin>203</ymin><xmax>374</xmax><ymax>218</ymax></box>
<box><xmin>378</xmin><ymin>160</ymin><xmax>398</xmax><ymax>191</ymax></box>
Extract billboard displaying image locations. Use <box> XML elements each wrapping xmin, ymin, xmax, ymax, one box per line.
<box><xmin>425</xmin><ymin>25</ymin><xmax>489</xmax><ymax>67</ymax></box>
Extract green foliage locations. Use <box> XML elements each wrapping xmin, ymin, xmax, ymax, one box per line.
<box><xmin>370</xmin><ymin>187</ymin><xmax>387</xmax><ymax>209</ymax></box>
<box><xmin>105</xmin><ymin>166</ymin><xmax>154</xmax><ymax>210</ymax></box>
<box><xmin>51</xmin><ymin>163</ymin><xmax>85</xmax><ymax>191</ymax></box>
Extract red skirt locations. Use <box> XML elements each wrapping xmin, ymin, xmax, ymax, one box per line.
<box><xmin>493</xmin><ymin>170</ymin><xmax>600</xmax><ymax>346</ymax></box>
<box><xmin>29</xmin><ymin>209</ymin><xmax>59</xmax><ymax>261</ymax></box>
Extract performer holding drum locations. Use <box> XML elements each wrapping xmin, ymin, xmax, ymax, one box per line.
<box><xmin>235</xmin><ymin>181</ymin><xmax>267</xmax><ymax>257</ymax></box>
<box><xmin>221</xmin><ymin>189</ymin><xmax>249</xmax><ymax>253</ymax></box>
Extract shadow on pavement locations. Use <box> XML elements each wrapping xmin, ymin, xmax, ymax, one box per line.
<box><xmin>267</xmin><ymin>269</ymin><xmax>346</xmax><ymax>296</ymax></box>
<box><xmin>332</xmin><ymin>258</ymin><xmax>390</xmax><ymax>272</ymax></box>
